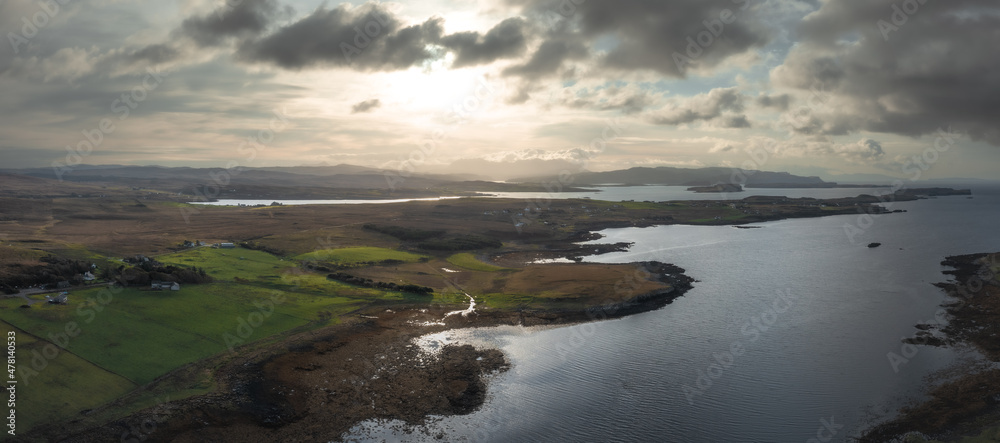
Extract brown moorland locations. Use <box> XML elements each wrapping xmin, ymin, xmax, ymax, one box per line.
<box><xmin>0</xmin><ymin>173</ymin><xmax>970</xmax><ymax>441</ymax></box>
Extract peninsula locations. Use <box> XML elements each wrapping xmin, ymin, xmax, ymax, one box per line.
<box><xmin>0</xmin><ymin>173</ymin><xmax>972</xmax><ymax>441</ymax></box>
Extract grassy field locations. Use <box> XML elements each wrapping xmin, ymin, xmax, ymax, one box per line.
<box><xmin>0</xmin><ymin>244</ymin><xmax>398</xmax><ymax>434</ymax></box>
<box><xmin>0</xmin><ymin>196</ymin><xmax>701</xmax><ymax>437</ymax></box>
<box><xmin>158</xmin><ymin>247</ymin><xmax>295</xmax><ymax>281</ymax></box>
<box><xmin>0</xmin><ymin>237</ymin><xmax>479</xmax><ymax>431</ymax></box>
<box><xmin>1</xmin><ymin>284</ymin><xmax>308</xmax><ymax>384</ymax></box>
<box><xmin>446</xmin><ymin>253</ymin><xmax>509</xmax><ymax>272</ymax></box>
<box><xmin>0</xmin><ymin>320</ymin><xmax>136</xmax><ymax>433</ymax></box>
<box><xmin>0</xmin><ymin>280</ymin><xmax>367</xmax><ymax>434</ymax></box>
<box><xmin>295</xmin><ymin>247</ymin><xmax>425</xmax><ymax>264</ymax></box>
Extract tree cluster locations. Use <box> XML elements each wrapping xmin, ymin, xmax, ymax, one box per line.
<box><xmin>416</xmin><ymin>235</ymin><xmax>502</xmax><ymax>251</ymax></box>
<box><xmin>326</xmin><ymin>272</ymin><xmax>433</xmax><ymax>295</ymax></box>
<box><xmin>114</xmin><ymin>264</ymin><xmax>212</xmax><ymax>287</ymax></box>
<box><xmin>238</xmin><ymin>241</ymin><xmax>285</xmax><ymax>256</ymax></box>
<box><xmin>0</xmin><ymin>256</ymin><xmax>92</xmax><ymax>293</ymax></box>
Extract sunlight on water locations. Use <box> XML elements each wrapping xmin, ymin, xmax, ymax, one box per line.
<box><xmin>341</xmin><ymin>186</ymin><xmax>1000</xmax><ymax>442</ymax></box>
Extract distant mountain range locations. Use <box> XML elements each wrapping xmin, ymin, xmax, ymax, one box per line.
<box><xmin>0</xmin><ymin>164</ymin><xmax>593</xmax><ymax>199</ymax></box>
<box><xmin>513</xmin><ymin>166</ymin><xmax>849</xmax><ymax>188</ymax></box>
<box><xmin>8</xmin><ymin>164</ymin><xmax>987</xmax><ymax>200</ymax></box>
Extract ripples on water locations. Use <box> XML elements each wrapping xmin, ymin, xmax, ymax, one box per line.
<box><xmin>341</xmin><ymin>186</ymin><xmax>1000</xmax><ymax>442</ymax></box>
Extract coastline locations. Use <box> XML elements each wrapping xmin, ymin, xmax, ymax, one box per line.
<box><xmin>42</xmin><ymin>261</ymin><xmax>694</xmax><ymax>443</ymax></box>
<box><xmin>0</xmin><ymin>188</ymin><xmax>971</xmax><ymax>441</ymax></box>
<box><xmin>859</xmin><ymin>252</ymin><xmax>1000</xmax><ymax>442</ymax></box>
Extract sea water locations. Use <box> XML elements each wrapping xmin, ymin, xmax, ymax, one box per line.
<box><xmin>341</xmin><ymin>185</ymin><xmax>1000</xmax><ymax>442</ymax></box>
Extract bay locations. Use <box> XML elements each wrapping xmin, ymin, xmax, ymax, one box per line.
<box><xmin>341</xmin><ymin>185</ymin><xmax>999</xmax><ymax>442</ymax></box>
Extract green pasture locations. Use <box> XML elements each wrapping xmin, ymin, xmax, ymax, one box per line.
<box><xmin>446</xmin><ymin>253</ymin><xmax>509</xmax><ymax>272</ymax></box>
<box><xmin>294</xmin><ymin>247</ymin><xmax>425</xmax><ymax>264</ymax></box>
<box><xmin>0</xmin><ymin>243</ymin><xmax>456</xmax><ymax>436</ymax></box>
<box><xmin>0</xmin><ymin>280</ymin><xmax>369</xmax><ymax>384</ymax></box>
<box><xmin>158</xmin><ymin>247</ymin><xmax>294</xmax><ymax>281</ymax></box>
<box><xmin>255</xmin><ymin>272</ymin><xmax>465</xmax><ymax>306</ymax></box>
<box><xmin>0</xmin><ymin>320</ymin><xmax>136</xmax><ymax>434</ymax></box>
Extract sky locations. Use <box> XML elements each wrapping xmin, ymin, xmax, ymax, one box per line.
<box><xmin>0</xmin><ymin>0</ymin><xmax>998</xmax><ymax>181</ymax></box>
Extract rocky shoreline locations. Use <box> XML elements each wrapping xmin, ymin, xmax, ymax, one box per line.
<box><xmin>45</xmin><ymin>261</ymin><xmax>694</xmax><ymax>443</ymax></box>
<box><xmin>859</xmin><ymin>252</ymin><xmax>1000</xmax><ymax>442</ymax></box>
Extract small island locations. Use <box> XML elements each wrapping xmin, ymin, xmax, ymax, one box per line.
<box><xmin>686</xmin><ymin>183</ymin><xmax>744</xmax><ymax>193</ymax></box>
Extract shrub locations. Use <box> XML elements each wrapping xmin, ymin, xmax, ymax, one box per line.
<box><xmin>326</xmin><ymin>272</ymin><xmax>432</xmax><ymax>294</ymax></box>
<box><xmin>416</xmin><ymin>235</ymin><xmax>502</xmax><ymax>251</ymax></box>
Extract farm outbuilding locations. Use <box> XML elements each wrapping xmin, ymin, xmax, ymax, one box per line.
<box><xmin>151</xmin><ymin>281</ymin><xmax>180</xmax><ymax>291</ymax></box>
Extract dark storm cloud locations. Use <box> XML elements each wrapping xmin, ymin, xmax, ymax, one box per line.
<box><xmin>128</xmin><ymin>0</ymin><xmax>771</xmax><ymax>81</ymax></box>
<box><xmin>237</xmin><ymin>3</ymin><xmax>444</xmax><ymax>71</ymax></box>
<box><xmin>505</xmin><ymin>0</ymin><xmax>771</xmax><ymax>79</ymax></box>
<box><xmin>502</xmin><ymin>39</ymin><xmax>587</xmax><ymax>77</ymax></box>
<box><xmin>237</xmin><ymin>3</ymin><xmax>527</xmax><ymax>72</ymax></box>
<box><xmin>440</xmin><ymin>17</ymin><xmax>529</xmax><ymax>68</ymax></box>
<box><xmin>351</xmin><ymin>98</ymin><xmax>381</xmax><ymax>114</ymax></box>
<box><xmin>773</xmin><ymin>0</ymin><xmax>1000</xmax><ymax>146</ymax></box>
<box><xmin>181</xmin><ymin>0</ymin><xmax>280</xmax><ymax>46</ymax></box>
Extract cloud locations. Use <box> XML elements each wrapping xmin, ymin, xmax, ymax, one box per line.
<box><xmin>440</xmin><ymin>17</ymin><xmax>529</xmax><ymax>68</ymax></box>
<box><xmin>5</xmin><ymin>47</ymin><xmax>100</xmax><ymax>82</ymax></box>
<box><xmin>127</xmin><ymin>44</ymin><xmax>182</xmax><ymax>65</ymax></box>
<box><xmin>716</xmin><ymin>114</ymin><xmax>751</xmax><ymax>128</ymax></box>
<box><xmin>651</xmin><ymin>87</ymin><xmax>749</xmax><ymax>126</ymax></box>
<box><xmin>755</xmin><ymin>93</ymin><xmax>790</xmax><ymax>110</ymax></box>
<box><xmin>556</xmin><ymin>83</ymin><xmax>657</xmax><ymax>114</ymax></box>
<box><xmin>838</xmin><ymin>138</ymin><xmax>885</xmax><ymax>162</ymax></box>
<box><xmin>751</xmin><ymin>135</ymin><xmax>887</xmax><ymax>164</ymax></box>
<box><xmin>351</xmin><ymin>99</ymin><xmax>381</xmax><ymax>114</ymax></box>
<box><xmin>181</xmin><ymin>0</ymin><xmax>280</xmax><ymax>46</ymax></box>
<box><xmin>709</xmin><ymin>141</ymin><xmax>736</xmax><ymax>153</ymax></box>
<box><xmin>505</xmin><ymin>0</ymin><xmax>772</xmax><ymax>79</ymax></box>
<box><xmin>771</xmin><ymin>0</ymin><xmax>1000</xmax><ymax>146</ymax></box>
<box><xmin>230</xmin><ymin>3</ymin><xmax>529</xmax><ymax>73</ymax></box>
<box><xmin>237</xmin><ymin>3</ymin><xmax>444</xmax><ymax>71</ymax></box>
<box><xmin>503</xmin><ymin>38</ymin><xmax>588</xmax><ymax>78</ymax></box>
<box><xmin>483</xmin><ymin>148</ymin><xmax>598</xmax><ymax>163</ymax></box>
